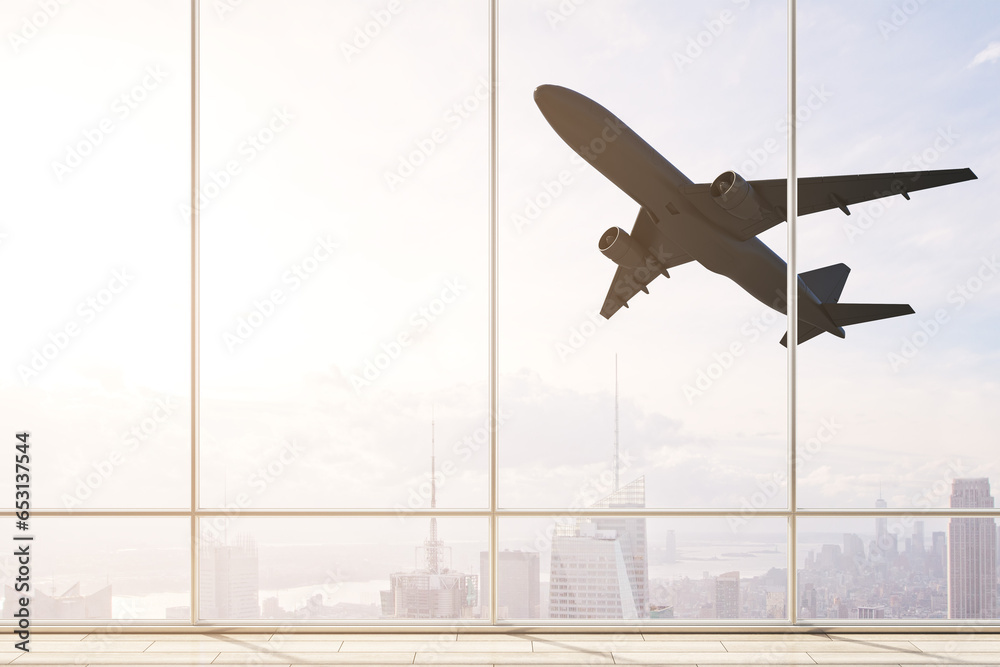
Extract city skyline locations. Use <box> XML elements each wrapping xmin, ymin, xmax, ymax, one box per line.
<box><xmin>3</xmin><ymin>510</ymin><xmax>998</xmax><ymax>621</ymax></box>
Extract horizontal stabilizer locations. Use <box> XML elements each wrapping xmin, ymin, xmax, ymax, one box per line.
<box><xmin>823</xmin><ymin>302</ymin><xmax>914</xmax><ymax>326</ymax></box>
<box><xmin>779</xmin><ymin>270</ymin><xmax>914</xmax><ymax>344</ymax></box>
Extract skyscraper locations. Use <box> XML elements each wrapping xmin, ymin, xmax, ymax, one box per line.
<box><xmin>843</xmin><ymin>533</ymin><xmax>865</xmax><ymax>572</ymax></box>
<box><xmin>931</xmin><ymin>531</ymin><xmax>947</xmax><ymax>578</ymax></box>
<box><xmin>590</xmin><ymin>477</ymin><xmax>650</xmax><ymax>618</ymax></box>
<box><xmin>907</xmin><ymin>520</ymin><xmax>927</xmax><ymax>573</ymax></box>
<box><xmin>199</xmin><ymin>534</ymin><xmax>260</xmax><ymax>619</ymax></box>
<box><xmin>872</xmin><ymin>493</ymin><xmax>897</xmax><ymax>560</ymax></box>
<box><xmin>480</xmin><ymin>549</ymin><xmax>540</xmax><ymax>619</ymax></box>
<box><xmin>913</xmin><ymin>520</ymin><xmax>926</xmax><ymax>554</ymax></box>
<box><xmin>948</xmin><ymin>478</ymin><xmax>997</xmax><ymax>619</ymax></box>
<box><xmin>548</xmin><ymin>477</ymin><xmax>649</xmax><ymax>619</ymax></box>
<box><xmin>715</xmin><ymin>571</ymin><xmax>740</xmax><ymax>619</ymax></box>
<box><xmin>549</xmin><ymin>517</ymin><xmax>639</xmax><ymax>619</ymax></box>
<box><xmin>665</xmin><ymin>530</ymin><xmax>677</xmax><ymax>564</ymax></box>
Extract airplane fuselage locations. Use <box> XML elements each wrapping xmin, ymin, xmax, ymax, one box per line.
<box><xmin>534</xmin><ymin>85</ymin><xmax>844</xmax><ymax>338</ymax></box>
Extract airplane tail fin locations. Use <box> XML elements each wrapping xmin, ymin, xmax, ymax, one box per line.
<box><xmin>779</xmin><ymin>263</ymin><xmax>913</xmax><ymax>346</ymax></box>
<box><xmin>800</xmin><ymin>263</ymin><xmax>851</xmax><ymax>302</ymax></box>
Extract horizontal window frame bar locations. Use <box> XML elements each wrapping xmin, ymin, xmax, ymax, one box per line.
<box><xmin>9</xmin><ymin>508</ymin><xmax>1000</xmax><ymax>517</ymax></box>
<box><xmin>4</xmin><ymin>621</ymin><xmax>1000</xmax><ymax>631</ymax></box>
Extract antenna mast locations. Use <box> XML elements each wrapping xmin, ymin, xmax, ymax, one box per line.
<box><xmin>614</xmin><ymin>354</ymin><xmax>620</xmax><ymax>492</ymax></box>
<box><xmin>425</xmin><ymin>407</ymin><xmax>441</xmax><ymax>573</ymax></box>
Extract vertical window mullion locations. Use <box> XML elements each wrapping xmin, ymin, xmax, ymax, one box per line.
<box><xmin>787</xmin><ymin>0</ymin><xmax>798</xmax><ymax>626</ymax></box>
<box><xmin>190</xmin><ymin>0</ymin><xmax>200</xmax><ymax>627</ymax></box>
<box><xmin>488</xmin><ymin>0</ymin><xmax>499</xmax><ymax>627</ymax></box>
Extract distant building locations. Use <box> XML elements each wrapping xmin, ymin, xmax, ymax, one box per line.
<box><xmin>165</xmin><ymin>606</ymin><xmax>189</xmax><ymax>620</ymax></box>
<box><xmin>383</xmin><ymin>554</ymin><xmax>477</xmax><ymax>619</ymax></box>
<box><xmin>819</xmin><ymin>544</ymin><xmax>842</xmax><ymax>571</ymax></box>
<box><xmin>856</xmin><ymin>605</ymin><xmax>885</xmax><ymax>619</ymax></box>
<box><xmin>907</xmin><ymin>520</ymin><xmax>927</xmax><ymax>572</ymax></box>
<box><xmin>665</xmin><ymin>530</ymin><xmax>677</xmax><ymax>564</ymax></box>
<box><xmin>479</xmin><ymin>550</ymin><xmax>540</xmax><ymax>619</ymax></box>
<box><xmin>843</xmin><ymin>533</ymin><xmax>865</xmax><ymax>561</ymax></box>
<box><xmin>873</xmin><ymin>496</ymin><xmax>896</xmax><ymax>559</ymax></box>
<box><xmin>765</xmin><ymin>590</ymin><xmax>786</xmax><ymax>619</ymax></box>
<box><xmin>931</xmin><ymin>531</ymin><xmax>947</xmax><ymax>578</ymax></box>
<box><xmin>649</xmin><ymin>604</ymin><xmax>674</xmax><ymax>618</ymax></box>
<box><xmin>261</xmin><ymin>597</ymin><xmax>283</xmax><ymax>619</ymax></box>
<box><xmin>800</xmin><ymin>583</ymin><xmax>817</xmax><ymax>618</ymax></box>
<box><xmin>948</xmin><ymin>478</ymin><xmax>997</xmax><ymax>619</ymax></box>
<box><xmin>548</xmin><ymin>477</ymin><xmax>649</xmax><ymax>619</ymax></box>
<box><xmin>913</xmin><ymin>521</ymin><xmax>926</xmax><ymax>554</ymax></box>
<box><xmin>199</xmin><ymin>534</ymin><xmax>260</xmax><ymax>619</ymax></box>
<box><xmin>715</xmin><ymin>571</ymin><xmax>740</xmax><ymax>619</ymax></box>
<box><xmin>549</xmin><ymin>519</ymin><xmax>638</xmax><ymax>618</ymax></box>
<box><xmin>590</xmin><ymin>477</ymin><xmax>650</xmax><ymax>617</ymax></box>
<box><xmin>381</xmin><ymin>417</ymin><xmax>477</xmax><ymax>620</ymax></box>
<box><xmin>3</xmin><ymin>583</ymin><xmax>111</xmax><ymax>620</ymax></box>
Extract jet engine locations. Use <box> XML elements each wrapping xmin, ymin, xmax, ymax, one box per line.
<box><xmin>598</xmin><ymin>226</ymin><xmax>648</xmax><ymax>268</ymax></box>
<box><xmin>710</xmin><ymin>170</ymin><xmax>771</xmax><ymax>221</ymax></box>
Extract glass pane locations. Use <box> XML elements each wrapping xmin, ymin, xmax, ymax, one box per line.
<box><xmin>796</xmin><ymin>3</ymin><xmax>1000</xmax><ymax>508</ymax></box>
<box><xmin>498</xmin><ymin>1</ymin><xmax>790</xmax><ymax>509</ymax></box>
<box><xmin>0</xmin><ymin>0</ymin><xmax>191</xmax><ymax>509</ymax></box>
<box><xmin>199</xmin><ymin>0</ymin><xmax>489</xmax><ymax>509</ymax></box>
<box><xmin>798</xmin><ymin>511</ymin><xmax>999</xmax><ymax>620</ymax></box>
<box><xmin>198</xmin><ymin>517</ymin><xmax>487</xmax><ymax>622</ymax></box>
<box><xmin>500</xmin><ymin>516</ymin><xmax>787</xmax><ymax>621</ymax></box>
<box><xmin>0</xmin><ymin>518</ymin><xmax>189</xmax><ymax>621</ymax></box>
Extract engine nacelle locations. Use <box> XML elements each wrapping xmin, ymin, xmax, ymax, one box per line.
<box><xmin>710</xmin><ymin>170</ymin><xmax>771</xmax><ymax>221</ymax></box>
<box><xmin>599</xmin><ymin>226</ymin><xmax>648</xmax><ymax>269</ymax></box>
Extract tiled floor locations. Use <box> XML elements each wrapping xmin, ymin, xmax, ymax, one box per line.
<box><xmin>4</xmin><ymin>631</ymin><xmax>1000</xmax><ymax>666</ymax></box>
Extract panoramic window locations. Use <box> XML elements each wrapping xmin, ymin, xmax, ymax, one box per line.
<box><xmin>1</xmin><ymin>0</ymin><xmax>997</xmax><ymax>626</ymax></box>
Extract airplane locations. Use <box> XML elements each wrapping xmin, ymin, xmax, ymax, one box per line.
<box><xmin>533</xmin><ymin>84</ymin><xmax>977</xmax><ymax>345</ymax></box>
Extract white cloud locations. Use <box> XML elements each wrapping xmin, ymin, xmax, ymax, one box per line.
<box><xmin>969</xmin><ymin>41</ymin><xmax>1000</xmax><ymax>68</ymax></box>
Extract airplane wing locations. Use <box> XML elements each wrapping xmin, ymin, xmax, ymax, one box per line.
<box><xmin>601</xmin><ymin>207</ymin><xmax>694</xmax><ymax>319</ymax></box>
<box><xmin>680</xmin><ymin>167</ymin><xmax>977</xmax><ymax>241</ymax></box>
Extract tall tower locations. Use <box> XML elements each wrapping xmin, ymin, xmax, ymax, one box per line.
<box><xmin>874</xmin><ymin>486</ymin><xmax>895</xmax><ymax>557</ymax></box>
<box><xmin>425</xmin><ymin>411</ymin><xmax>443</xmax><ymax>574</ymax></box>
<box><xmin>381</xmin><ymin>413</ymin><xmax>476</xmax><ymax>619</ymax></box>
<box><xmin>547</xmin><ymin>358</ymin><xmax>649</xmax><ymax>619</ymax></box>
<box><xmin>199</xmin><ymin>534</ymin><xmax>260</xmax><ymax>619</ymax></box>
<box><xmin>949</xmin><ymin>478</ymin><xmax>997</xmax><ymax>619</ymax></box>
<box><xmin>614</xmin><ymin>354</ymin><xmax>620</xmax><ymax>492</ymax></box>
<box><xmin>870</xmin><ymin>485</ymin><xmax>896</xmax><ymax>565</ymax></box>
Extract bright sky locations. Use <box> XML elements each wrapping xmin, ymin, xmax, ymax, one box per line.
<box><xmin>0</xmin><ymin>0</ymin><xmax>997</xmax><ymax>521</ymax></box>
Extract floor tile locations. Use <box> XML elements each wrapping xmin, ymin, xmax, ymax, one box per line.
<box><xmin>414</xmin><ymin>652</ymin><xmax>615</xmax><ymax>664</ymax></box>
<box><xmin>213</xmin><ymin>653</ymin><xmax>414</xmax><ymax>665</ymax></box>
<box><xmin>9</xmin><ymin>652</ymin><xmax>220</xmax><ymax>665</ymax></box>
<box><xmin>340</xmin><ymin>639</ymin><xmax>532</xmax><ymax>652</ymax></box>
<box><xmin>532</xmin><ymin>639</ymin><xmax>726</xmax><ymax>652</ymax></box>
<box><xmin>614</xmin><ymin>651</ymin><xmax>816</xmax><ymax>664</ymax></box>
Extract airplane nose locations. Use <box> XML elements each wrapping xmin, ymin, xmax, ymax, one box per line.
<box><xmin>534</xmin><ymin>84</ymin><xmax>580</xmax><ymax>124</ymax></box>
<box><xmin>533</xmin><ymin>84</ymin><xmax>557</xmax><ymax>109</ymax></box>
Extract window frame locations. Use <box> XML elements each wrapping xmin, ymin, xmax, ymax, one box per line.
<box><xmin>9</xmin><ymin>0</ymin><xmax>1000</xmax><ymax>630</ymax></box>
